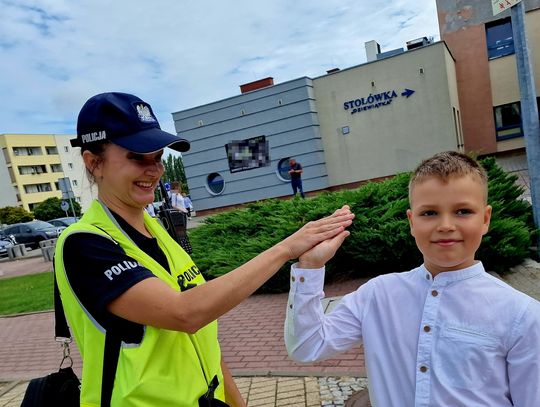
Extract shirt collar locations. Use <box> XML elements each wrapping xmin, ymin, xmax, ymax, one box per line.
<box><xmin>419</xmin><ymin>261</ymin><xmax>485</xmax><ymax>285</ymax></box>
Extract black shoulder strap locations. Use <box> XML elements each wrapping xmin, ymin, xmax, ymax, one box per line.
<box><xmin>54</xmin><ymin>258</ymin><xmax>120</xmax><ymax>406</ymax></box>
<box><xmin>53</xmin><ymin>264</ymin><xmax>70</xmax><ymax>339</ymax></box>
<box><xmin>101</xmin><ymin>332</ymin><xmax>121</xmax><ymax>407</ymax></box>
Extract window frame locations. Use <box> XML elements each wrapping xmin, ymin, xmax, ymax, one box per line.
<box><xmin>486</xmin><ymin>17</ymin><xmax>515</xmax><ymax>60</ymax></box>
<box><xmin>493</xmin><ymin>101</ymin><xmax>523</xmax><ymax>141</ymax></box>
<box><xmin>206</xmin><ymin>172</ymin><xmax>225</xmax><ymax>196</ymax></box>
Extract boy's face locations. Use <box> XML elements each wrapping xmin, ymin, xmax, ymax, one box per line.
<box><xmin>407</xmin><ymin>174</ymin><xmax>491</xmax><ymax>276</ymax></box>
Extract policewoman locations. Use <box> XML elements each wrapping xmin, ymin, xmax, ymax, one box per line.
<box><xmin>54</xmin><ymin>92</ymin><xmax>353</xmax><ymax>407</ymax></box>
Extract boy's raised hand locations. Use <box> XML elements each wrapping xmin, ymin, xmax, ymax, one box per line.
<box><xmin>297</xmin><ymin>228</ymin><xmax>351</xmax><ymax>269</ymax></box>
<box><xmin>278</xmin><ymin>205</ymin><xmax>354</xmax><ymax>261</ymax></box>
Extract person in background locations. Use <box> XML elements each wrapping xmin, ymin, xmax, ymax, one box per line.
<box><xmin>169</xmin><ymin>181</ymin><xmax>188</xmax><ymax>214</ymax></box>
<box><xmin>56</xmin><ymin>91</ymin><xmax>354</xmax><ymax>407</ymax></box>
<box><xmin>288</xmin><ymin>158</ymin><xmax>305</xmax><ymax>198</ymax></box>
<box><xmin>182</xmin><ymin>192</ymin><xmax>194</xmax><ymax>220</ymax></box>
<box><xmin>285</xmin><ymin>151</ymin><xmax>540</xmax><ymax>406</ymax></box>
<box><xmin>145</xmin><ymin>203</ymin><xmax>156</xmax><ymax>217</ymax></box>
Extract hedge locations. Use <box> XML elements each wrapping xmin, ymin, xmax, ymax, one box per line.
<box><xmin>188</xmin><ymin>157</ymin><xmax>536</xmax><ymax>293</ymax></box>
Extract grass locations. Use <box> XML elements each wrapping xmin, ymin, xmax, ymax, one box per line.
<box><xmin>0</xmin><ymin>272</ymin><xmax>54</xmax><ymax>316</ymax></box>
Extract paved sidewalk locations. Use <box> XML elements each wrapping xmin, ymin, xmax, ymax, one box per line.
<box><xmin>2</xmin><ymin>253</ymin><xmax>539</xmax><ymax>406</ymax></box>
<box><xmin>0</xmin><ymin>277</ymin><xmax>366</xmax><ymax>382</ymax></box>
<box><xmin>0</xmin><ymin>249</ymin><xmax>367</xmax><ymax>406</ymax></box>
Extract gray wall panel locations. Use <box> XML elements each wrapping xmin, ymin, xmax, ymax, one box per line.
<box><xmin>173</xmin><ymin>77</ymin><xmax>329</xmax><ymax>211</ymax></box>
<box><xmin>173</xmin><ymin>77</ymin><xmax>312</xmax><ymax>120</ymax></box>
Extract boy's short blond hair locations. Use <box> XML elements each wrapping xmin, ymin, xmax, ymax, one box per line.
<box><xmin>409</xmin><ymin>151</ymin><xmax>488</xmax><ymax>203</ymax></box>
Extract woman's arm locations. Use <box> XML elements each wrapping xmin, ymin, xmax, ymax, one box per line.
<box><xmin>221</xmin><ymin>359</ymin><xmax>246</xmax><ymax>407</ymax></box>
<box><xmin>108</xmin><ymin>206</ymin><xmax>353</xmax><ymax>333</ymax></box>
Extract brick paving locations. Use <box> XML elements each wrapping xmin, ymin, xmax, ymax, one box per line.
<box><xmin>0</xmin><ymin>252</ymin><xmax>366</xmax><ymax>407</ymax></box>
<box><xmin>218</xmin><ymin>279</ymin><xmax>366</xmax><ymax>377</ymax></box>
<box><xmin>0</xmin><ymin>277</ymin><xmax>366</xmax><ymax>382</ymax></box>
<box><xmin>2</xmin><ymin>251</ymin><xmax>539</xmax><ymax>406</ymax></box>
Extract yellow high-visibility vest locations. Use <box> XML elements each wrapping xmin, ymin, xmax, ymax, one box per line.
<box><xmin>55</xmin><ymin>199</ymin><xmax>224</xmax><ymax>406</ymax></box>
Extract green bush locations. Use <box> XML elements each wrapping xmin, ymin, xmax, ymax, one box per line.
<box><xmin>188</xmin><ymin>158</ymin><xmax>536</xmax><ymax>293</ymax></box>
<box><xmin>33</xmin><ymin>197</ymin><xmax>82</xmax><ymax>221</ymax></box>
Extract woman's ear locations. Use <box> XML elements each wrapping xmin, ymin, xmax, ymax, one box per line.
<box><xmin>82</xmin><ymin>150</ymin><xmax>102</xmax><ymax>178</ymax></box>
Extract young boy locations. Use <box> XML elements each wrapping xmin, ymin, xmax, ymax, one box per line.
<box><xmin>285</xmin><ymin>151</ymin><xmax>540</xmax><ymax>406</ymax></box>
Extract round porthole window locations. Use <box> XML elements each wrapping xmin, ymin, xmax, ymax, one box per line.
<box><xmin>206</xmin><ymin>172</ymin><xmax>225</xmax><ymax>195</ymax></box>
<box><xmin>276</xmin><ymin>158</ymin><xmax>292</xmax><ymax>181</ymax></box>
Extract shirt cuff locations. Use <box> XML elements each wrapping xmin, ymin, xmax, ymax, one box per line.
<box><xmin>291</xmin><ymin>263</ymin><xmax>325</xmax><ymax>293</ymax></box>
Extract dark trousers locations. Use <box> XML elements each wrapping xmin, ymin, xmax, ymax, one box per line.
<box><xmin>291</xmin><ymin>178</ymin><xmax>305</xmax><ymax>198</ymax></box>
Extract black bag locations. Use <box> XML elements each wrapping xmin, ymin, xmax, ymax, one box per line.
<box><xmin>197</xmin><ymin>375</ymin><xmax>230</xmax><ymax>407</ymax></box>
<box><xmin>21</xmin><ymin>270</ymin><xmax>120</xmax><ymax>407</ymax></box>
<box><xmin>21</xmin><ymin>366</ymin><xmax>80</xmax><ymax>407</ymax></box>
<box><xmin>21</xmin><ymin>273</ymin><xmax>81</xmax><ymax>406</ymax></box>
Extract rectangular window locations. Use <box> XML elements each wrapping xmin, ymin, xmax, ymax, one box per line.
<box><xmin>18</xmin><ymin>165</ymin><xmax>47</xmax><ymax>175</ymax></box>
<box><xmin>494</xmin><ymin>102</ymin><xmax>522</xmax><ymax>141</ymax></box>
<box><xmin>51</xmin><ymin>164</ymin><xmax>63</xmax><ymax>172</ymax></box>
<box><xmin>46</xmin><ymin>146</ymin><xmax>58</xmax><ymax>155</ymax></box>
<box><xmin>13</xmin><ymin>146</ymin><xmax>42</xmax><ymax>156</ymax></box>
<box><xmin>486</xmin><ymin>18</ymin><xmax>514</xmax><ymax>60</ymax></box>
<box><xmin>72</xmin><ymin>179</ymin><xmax>78</xmax><ymax>186</ymax></box>
<box><xmin>64</xmin><ymin>146</ymin><xmax>69</xmax><ymax>152</ymax></box>
<box><xmin>68</xmin><ymin>163</ymin><xmax>73</xmax><ymax>170</ymax></box>
<box><xmin>24</xmin><ymin>182</ymin><xmax>53</xmax><ymax>193</ymax></box>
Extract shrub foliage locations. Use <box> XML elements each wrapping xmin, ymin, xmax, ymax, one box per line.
<box><xmin>189</xmin><ymin>158</ymin><xmax>536</xmax><ymax>293</ymax></box>
<box><xmin>33</xmin><ymin>197</ymin><xmax>82</xmax><ymax>221</ymax></box>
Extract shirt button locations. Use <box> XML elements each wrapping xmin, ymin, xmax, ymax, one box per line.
<box><xmin>426</xmin><ymin>274</ymin><xmax>430</xmax><ymax>280</ymax></box>
<box><xmin>431</xmin><ymin>290</ymin><xmax>439</xmax><ymax>297</ymax></box>
<box><xmin>291</xmin><ymin>276</ymin><xmax>295</xmax><ymax>282</ymax></box>
<box><xmin>289</xmin><ymin>303</ymin><xmax>293</xmax><ymax>309</ymax></box>
<box><xmin>299</xmin><ymin>276</ymin><xmax>305</xmax><ymax>283</ymax></box>
<box><xmin>419</xmin><ymin>366</ymin><xmax>428</xmax><ymax>373</ymax></box>
<box><xmin>423</xmin><ymin>325</ymin><xmax>431</xmax><ymax>333</ymax></box>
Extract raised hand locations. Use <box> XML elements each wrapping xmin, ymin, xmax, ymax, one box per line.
<box><xmin>298</xmin><ymin>230</ymin><xmax>350</xmax><ymax>269</ymax></box>
<box><xmin>278</xmin><ymin>205</ymin><xmax>354</xmax><ymax>261</ymax></box>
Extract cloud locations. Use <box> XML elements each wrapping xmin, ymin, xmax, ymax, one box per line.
<box><xmin>0</xmin><ymin>0</ymin><xmax>439</xmax><ymax>135</ymax></box>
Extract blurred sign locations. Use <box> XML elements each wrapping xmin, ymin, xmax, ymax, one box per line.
<box><xmin>492</xmin><ymin>0</ymin><xmax>521</xmax><ymax>16</ymax></box>
<box><xmin>61</xmin><ymin>200</ymin><xmax>70</xmax><ymax>212</ymax></box>
<box><xmin>58</xmin><ymin>177</ymin><xmax>75</xmax><ymax>199</ymax></box>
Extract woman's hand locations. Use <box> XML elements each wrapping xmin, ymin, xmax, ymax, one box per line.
<box><xmin>278</xmin><ymin>205</ymin><xmax>354</xmax><ymax>260</ymax></box>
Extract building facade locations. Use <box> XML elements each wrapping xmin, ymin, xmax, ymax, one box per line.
<box><xmin>173</xmin><ymin>42</ymin><xmax>462</xmax><ymax>212</ymax></box>
<box><xmin>0</xmin><ymin>134</ymin><xmax>93</xmax><ymax>212</ymax></box>
<box><xmin>436</xmin><ymin>0</ymin><xmax>540</xmax><ymax>155</ymax></box>
<box><xmin>172</xmin><ymin>77</ymin><xmax>329</xmax><ymax>211</ymax></box>
<box><xmin>173</xmin><ymin>2</ymin><xmax>540</xmax><ymax>213</ymax></box>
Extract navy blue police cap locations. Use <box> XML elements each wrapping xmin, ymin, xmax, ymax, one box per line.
<box><xmin>71</xmin><ymin>92</ymin><xmax>190</xmax><ymax>154</ymax></box>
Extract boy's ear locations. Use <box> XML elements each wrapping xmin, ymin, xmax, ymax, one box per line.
<box><xmin>482</xmin><ymin>205</ymin><xmax>492</xmax><ymax>235</ymax></box>
<box><xmin>406</xmin><ymin>209</ymin><xmax>415</xmax><ymax>236</ymax></box>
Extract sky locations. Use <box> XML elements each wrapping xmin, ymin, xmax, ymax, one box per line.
<box><xmin>0</xmin><ymin>0</ymin><xmax>441</xmax><ymax>136</ymax></box>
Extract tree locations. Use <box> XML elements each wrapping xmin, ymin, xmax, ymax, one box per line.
<box><xmin>162</xmin><ymin>154</ymin><xmax>189</xmax><ymax>193</ymax></box>
<box><xmin>33</xmin><ymin>197</ymin><xmax>82</xmax><ymax>221</ymax></box>
<box><xmin>0</xmin><ymin>206</ymin><xmax>33</xmax><ymax>225</ymax></box>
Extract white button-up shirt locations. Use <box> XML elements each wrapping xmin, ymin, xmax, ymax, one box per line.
<box><xmin>285</xmin><ymin>262</ymin><xmax>540</xmax><ymax>406</ymax></box>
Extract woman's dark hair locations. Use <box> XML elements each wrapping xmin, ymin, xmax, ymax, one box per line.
<box><xmin>82</xmin><ymin>141</ymin><xmax>111</xmax><ymax>183</ymax></box>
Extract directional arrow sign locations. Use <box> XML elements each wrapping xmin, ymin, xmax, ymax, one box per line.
<box><xmin>492</xmin><ymin>0</ymin><xmax>521</xmax><ymax>16</ymax></box>
<box><xmin>401</xmin><ymin>88</ymin><xmax>415</xmax><ymax>98</ymax></box>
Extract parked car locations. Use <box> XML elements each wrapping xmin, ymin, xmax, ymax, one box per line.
<box><xmin>2</xmin><ymin>221</ymin><xmax>65</xmax><ymax>249</ymax></box>
<box><xmin>0</xmin><ymin>234</ymin><xmax>17</xmax><ymax>258</ymax></box>
<box><xmin>48</xmin><ymin>217</ymin><xmax>79</xmax><ymax>228</ymax></box>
